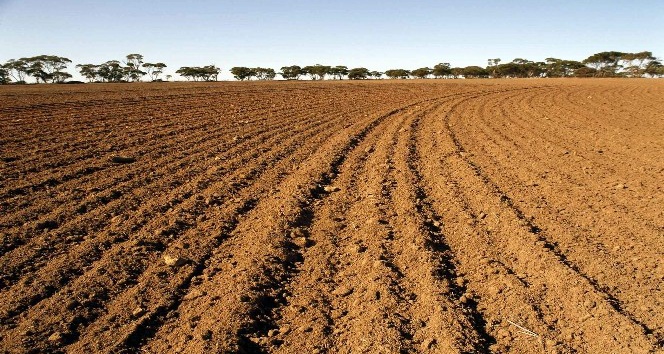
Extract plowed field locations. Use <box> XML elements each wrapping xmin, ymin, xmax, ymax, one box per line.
<box><xmin>0</xmin><ymin>79</ymin><xmax>662</xmax><ymax>353</ymax></box>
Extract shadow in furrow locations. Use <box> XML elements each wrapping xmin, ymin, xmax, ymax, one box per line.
<box><xmin>120</xmin><ymin>197</ymin><xmax>259</xmax><ymax>350</ymax></box>
<box><xmin>236</xmin><ymin>100</ymin><xmax>433</xmax><ymax>352</ymax></box>
<box><xmin>408</xmin><ymin>113</ymin><xmax>495</xmax><ymax>352</ymax></box>
<box><xmin>444</xmin><ymin>94</ymin><xmax>662</xmax><ymax>347</ymax></box>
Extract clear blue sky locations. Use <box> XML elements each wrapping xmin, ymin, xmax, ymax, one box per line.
<box><xmin>1</xmin><ymin>0</ymin><xmax>662</xmax><ymax>80</ymax></box>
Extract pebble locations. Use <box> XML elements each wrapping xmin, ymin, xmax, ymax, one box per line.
<box><xmin>614</xmin><ymin>183</ymin><xmax>627</xmax><ymax>190</ymax></box>
<box><xmin>293</xmin><ymin>236</ymin><xmax>310</xmax><ymax>248</ymax></box>
<box><xmin>324</xmin><ymin>186</ymin><xmax>341</xmax><ymax>193</ymax></box>
<box><xmin>132</xmin><ymin>307</ymin><xmax>146</xmax><ymax>317</ymax></box>
<box><xmin>267</xmin><ymin>329</ymin><xmax>279</xmax><ymax>337</ymax></box>
<box><xmin>163</xmin><ymin>254</ymin><xmax>186</xmax><ymax>267</ymax></box>
<box><xmin>478</xmin><ymin>212</ymin><xmax>487</xmax><ymax>219</ymax></box>
<box><xmin>48</xmin><ymin>332</ymin><xmax>64</xmax><ymax>343</ymax></box>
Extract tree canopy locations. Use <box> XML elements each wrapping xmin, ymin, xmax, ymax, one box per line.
<box><xmin>348</xmin><ymin>67</ymin><xmax>370</xmax><ymax>80</ymax></box>
<box><xmin>2</xmin><ymin>49</ymin><xmax>663</xmax><ymax>85</ymax></box>
<box><xmin>175</xmin><ymin>65</ymin><xmax>221</xmax><ymax>81</ymax></box>
<box><xmin>385</xmin><ymin>69</ymin><xmax>410</xmax><ymax>79</ymax></box>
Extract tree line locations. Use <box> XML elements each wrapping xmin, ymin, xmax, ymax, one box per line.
<box><xmin>1</xmin><ymin>51</ymin><xmax>662</xmax><ymax>84</ymax></box>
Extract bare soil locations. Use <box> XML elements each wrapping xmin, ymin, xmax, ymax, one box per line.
<box><xmin>0</xmin><ymin>79</ymin><xmax>662</xmax><ymax>353</ymax></box>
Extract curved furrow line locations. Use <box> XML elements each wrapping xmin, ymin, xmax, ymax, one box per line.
<box><xmin>271</xmin><ymin>104</ymin><xmax>419</xmax><ymax>354</ymax></box>
<box><xmin>477</xmin><ymin>85</ymin><xmax>663</xmax><ymax>233</ymax></box>
<box><xmin>0</xmin><ymin>96</ymin><xmax>332</xmax><ymax>207</ymax></box>
<box><xmin>136</xmin><ymin>96</ymin><xmax>442</xmax><ymax>354</ymax></box>
<box><xmin>498</xmin><ymin>84</ymin><xmax>662</xmax><ymax>198</ymax></box>
<box><xmin>437</xmin><ymin>89</ymin><xmax>658</xmax><ymax>352</ymax></box>
<box><xmin>270</xmin><ymin>93</ymin><xmax>484</xmax><ymax>354</ymax></box>
<box><xmin>0</xmin><ymin>108</ymin><xmax>351</xmax><ymax>330</ymax></box>
<box><xmin>468</xmin><ymin>86</ymin><xmax>662</xmax><ymax>233</ymax></box>
<box><xmin>12</xmin><ymin>110</ymin><xmax>349</xmax><ymax>353</ymax></box>
<box><xmin>0</xmin><ymin>97</ymin><xmax>343</xmax><ymax>257</ymax></box>
<box><xmin>398</xmin><ymin>101</ymin><xmax>497</xmax><ymax>352</ymax></box>
<box><xmin>0</xmin><ymin>105</ymin><xmax>332</xmax><ymax>286</ymax></box>
<box><xmin>416</xmin><ymin>92</ymin><xmax>570</xmax><ymax>353</ymax></box>
<box><xmin>454</xmin><ymin>85</ymin><xmax>663</xmax><ymax>338</ymax></box>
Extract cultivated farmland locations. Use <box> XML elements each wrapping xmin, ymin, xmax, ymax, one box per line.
<box><xmin>0</xmin><ymin>79</ymin><xmax>662</xmax><ymax>353</ymax></box>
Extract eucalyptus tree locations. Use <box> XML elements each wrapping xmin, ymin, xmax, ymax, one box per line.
<box><xmin>329</xmin><ymin>65</ymin><xmax>349</xmax><ymax>80</ymax></box>
<box><xmin>487</xmin><ymin>58</ymin><xmax>501</xmax><ymax>77</ymax></box>
<box><xmin>411</xmin><ymin>67</ymin><xmax>432</xmax><ymax>79</ymax></box>
<box><xmin>348</xmin><ymin>67</ymin><xmax>370</xmax><ymax>80</ymax></box>
<box><xmin>0</xmin><ymin>66</ymin><xmax>9</xmax><ymax>84</ymax></box>
<box><xmin>432</xmin><ymin>63</ymin><xmax>452</xmax><ymax>78</ymax></box>
<box><xmin>143</xmin><ymin>62</ymin><xmax>167</xmax><ymax>81</ymax></box>
<box><xmin>76</xmin><ymin>64</ymin><xmax>100</xmax><ymax>82</ymax></box>
<box><xmin>280</xmin><ymin>65</ymin><xmax>303</xmax><ymax>80</ymax></box>
<box><xmin>3</xmin><ymin>59</ymin><xmax>29</xmax><ymax>83</ymax></box>
<box><xmin>544</xmin><ymin>58</ymin><xmax>584</xmax><ymax>77</ymax></box>
<box><xmin>303</xmin><ymin>64</ymin><xmax>331</xmax><ymax>80</ymax></box>
<box><xmin>369</xmin><ymin>71</ymin><xmax>383</xmax><ymax>79</ymax></box>
<box><xmin>462</xmin><ymin>66</ymin><xmax>489</xmax><ymax>78</ymax></box>
<box><xmin>176</xmin><ymin>65</ymin><xmax>221</xmax><ymax>81</ymax></box>
<box><xmin>582</xmin><ymin>51</ymin><xmax>624</xmax><ymax>77</ymax></box>
<box><xmin>384</xmin><ymin>69</ymin><xmax>410</xmax><ymax>79</ymax></box>
<box><xmin>254</xmin><ymin>67</ymin><xmax>276</xmax><ymax>80</ymax></box>
<box><xmin>98</xmin><ymin>60</ymin><xmax>124</xmax><ymax>82</ymax></box>
<box><xmin>230</xmin><ymin>66</ymin><xmax>256</xmax><ymax>81</ymax></box>
<box><xmin>124</xmin><ymin>53</ymin><xmax>146</xmax><ymax>81</ymax></box>
<box><xmin>23</xmin><ymin>55</ymin><xmax>72</xmax><ymax>83</ymax></box>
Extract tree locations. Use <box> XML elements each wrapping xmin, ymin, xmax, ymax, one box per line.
<box><xmin>0</xmin><ymin>66</ymin><xmax>9</xmax><ymax>84</ymax></box>
<box><xmin>621</xmin><ymin>51</ymin><xmax>656</xmax><ymax>77</ymax></box>
<box><xmin>451</xmin><ymin>67</ymin><xmax>464</xmax><ymax>79</ymax></box>
<box><xmin>384</xmin><ymin>69</ymin><xmax>410</xmax><ymax>79</ymax></box>
<box><xmin>124</xmin><ymin>53</ymin><xmax>146</xmax><ymax>82</ymax></box>
<box><xmin>76</xmin><ymin>64</ymin><xmax>100</xmax><ymax>82</ymax></box>
<box><xmin>23</xmin><ymin>55</ymin><xmax>72</xmax><ymax>83</ymax></box>
<box><xmin>303</xmin><ymin>64</ymin><xmax>331</xmax><ymax>80</ymax></box>
<box><xmin>203</xmin><ymin>65</ymin><xmax>221</xmax><ymax>81</ymax></box>
<box><xmin>644</xmin><ymin>60</ymin><xmax>663</xmax><ymax>77</ymax></box>
<box><xmin>280</xmin><ymin>65</ymin><xmax>303</xmax><ymax>80</ymax></box>
<box><xmin>462</xmin><ymin>66</ymin><xmax>489</xmax><ymax>78</ymax></box>
<box><xmin>230</xmin><ymin>66</ymin><xmax>256</xmax><ymax>81</ymax></box>
<box><xmin>487</xmin><ymin>58</ymin><xmax>501</xmax><ymax>77</ymax></box>
<box><xmin>98</xmin><ymin>60</ymin><xmax>125</xmax><ymax>82</ymax></box>
<box><xmin>432</xmin><ymin>63</ymin><xmax>452</xmax><ymax>78</ymax></box>
<box><xmin>329</xmin><ymin>65</ymin><xmax>349</xmax><ymax>80</ymax></box>
<box><xmin>348</xmin><ymin>67</ymin><xmax>370</xmax><ymax>80</ymax></box>
<box><xmin>254</xmin><ymin>67</ymin><xmax>276</xmax><ymax>80</ymax></box>
<box><xmin>369</xmin><ymin>71</ymin><xmax>383</xmax><ymax>79</ymax></box>
<box><xmin>574</xmin><ymin>67</ymin><xmax>597</xmax><ymax>77</ymax></box>
<box><xmin>545</xmin><ymin>58</ymin><xmax>584</xmax><ymax>77</ymax></box>
<box><xmin>143</xmin><ymin>62</ymin><xmax>167</xmax><ymax>81</ymax></box>
<box><xmin>176</xmin><ymin>65</ymin><xmax>221</xmax><ymax>81</ymax></box>
<box><xmin>3</xmin><ymin>59</ymin><xmax>29</xmax><ymax>83</ymax></box>
<box><xmin>411</xmin><ymin>67</ymin><xmax>432</xmax><ymax>79</ymax></box>
<box><xmin>582</xmin><ymin>51</ymin><xmax>624</xmax><ymax>77</ymax></box>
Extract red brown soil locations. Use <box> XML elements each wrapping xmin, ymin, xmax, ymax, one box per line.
<box><xmin>0</xmin><ymin>79</ymin><xmax>662</xmax><ymax>353</ymax></box>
